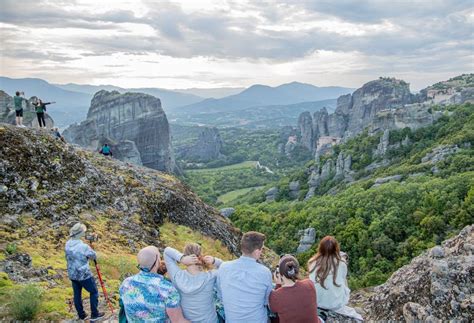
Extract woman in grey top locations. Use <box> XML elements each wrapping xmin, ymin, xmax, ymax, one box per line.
<box><xmin>164</xmin><ymin>244</ymin><xmax>223</xmax><ymax>323</ymax></box>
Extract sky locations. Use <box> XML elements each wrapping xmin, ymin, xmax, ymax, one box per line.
<box><xmin>0</xmin><ymin>0</ymin><xmax>473</xmax><ymax>90</ymax></box>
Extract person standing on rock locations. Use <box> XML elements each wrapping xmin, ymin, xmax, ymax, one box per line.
<box><xmin>217</xmin><ymin>231</ymin><xmax>273</xmax><ymax>322</ymax></box>
<box><xmin>13</xmin><ymin>91</ymin><xmax>27</xmax><ymax>127</ymax></box>
<box><xmin>65</xmin><ymin>223</ymin><xmax>105</xmax><ymax>321</ymax></box>
<box><xmin>120</xmin><ymin>246</ymin><xmax>190</xmax><ymax>323</ymax></box>
<box><xmin>32</xmin><ymin>99</ymin><xmax>55</xmax><ymax>128</ymax></box>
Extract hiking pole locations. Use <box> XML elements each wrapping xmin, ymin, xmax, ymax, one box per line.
<box><xmin>86</xmin><ymin>234</ymin><xmax>115</xmax><ymax>314</ymax></box>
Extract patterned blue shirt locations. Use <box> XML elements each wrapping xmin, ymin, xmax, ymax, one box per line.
<box><xmin>120</xmin><ymin>271</ymin><xmax>181</xmax><ymax>323</ymax></box>
<box><xmin>65</xmin><ymin>239</ymin><xmax>96</xmax><ymax>281</ymax></box>
<box><xmin>217</xmin><ymin>256</ymin><xmax>273</xmax><ymax>323</ymax></box>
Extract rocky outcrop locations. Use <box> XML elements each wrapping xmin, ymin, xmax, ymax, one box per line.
<box><xmin>220</xmin><ymin>208</ymin><xmax>235</xmax><ymax>218</ymax></box>
<box><xmin>0</xmin><ymin>124</ymin><xmax>240</xmax><ymax>254</ymax></box>
<box><xmin>370</xmin><ymin>102</ymin><xmax>441</xmax><ymax>134</ymax></box>
<box><xmin>298</xmin><ymin>111</ymin><xmax>314</xmax><ymax>151</ymax></box>
<box><xmin>372</xmin><ymin>174</ymin><xmax>403</xmax><ymax>187</ymax></box>
<box><xmin>374</xmin><ymin>129</ymin><xmax>390</xmax><ymax>156</ymax></box>
<box><xmin>361</xmin><ymin>225</ymin><xmax>474</xmax><ymax>321</ymax></box>
<box><xmin>296</xmin><ymin>228</ymin><xmax>316</xmax><ymax>253</ymax></box>
<box><xmin>421</xmin><ymin>145</ymin><xmax>460</xmax><ymax>164</ymax></box>
<box><xmin>335</xmin><ymin>152</ymin><xmax>352</xmax><ymax>179</ymax></box>
<box><xmin>63</xmin><ymin>90</ymin><xmax>176</xmax><ymax>173</ymax></box>
<box><xmin>179</xmin><ymin>127</ymin><xmax>224</xmax><ymax>162</ymax></box>
<box><xmin>289</xmin><ymin>181</ymin><xmax>300</xmax><ymax>199</ymax></box>
<box><xmin>266</xmin><ymin>187</ymin><xmax>278</xmax><ymax>202</ymax></box>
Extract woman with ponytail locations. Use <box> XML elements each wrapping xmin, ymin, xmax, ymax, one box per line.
<box><xmin>308</xmin><ymin>236</ymin><xmax>350</xmax><ymax>311</ymax></box>
<box><xmin>269</xmin><ymin>255</ymin><xmax>321</xmax><ymax>323</ymax></box>
<box><xmin>164</xmin><ymin>244</ymin><xmax>223</xmax><ymax>323</ymax></box>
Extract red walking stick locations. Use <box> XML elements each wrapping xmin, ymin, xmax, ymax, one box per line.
<box><xmin>93</xmin><ymin>258</ymin><xmax>114</xmax><ymax>314</ymax></box>
<box><xmin>87</xmin><ymin>235</ymin><xmax>114</xmax><ymax>314</ymax></box>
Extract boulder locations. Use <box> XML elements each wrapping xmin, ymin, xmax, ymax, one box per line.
<box><xmin>265</xmin><ymin>187</ymin><xmax>278</xmax><ymax>202</ymax></box>
<box><xmin>296</xmin><ymin>228</ymin><xmax>316</xmax><ymax>253</ymax></box>
<box><xmin>220</xmin><ymin>208</ymin><xmax>235</xmax><ymax>218</ymax></box>
<box><xmin>289</xmin><ymin>181</ymin><xmax>300</xmax><ymax>199</ymax></box>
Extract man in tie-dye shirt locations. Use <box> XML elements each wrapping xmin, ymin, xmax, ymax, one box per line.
<box><xmin>120</xmin><ymin>246</ymin><xmax>189</xmax><ymax>323</ymax></box>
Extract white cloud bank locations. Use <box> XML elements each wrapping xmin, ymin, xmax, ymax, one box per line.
<box><xmin>0</xmin><ymin>0</ymin><xmax>473</xmax><ymax>90</ymax></box>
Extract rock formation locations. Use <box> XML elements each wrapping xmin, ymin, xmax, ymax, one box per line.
<box><xmin>360</xmin><ymin>225</ymin><xmax>473</xmax><ymax>321</ymax></box>
<box><xmin>296</xmin><ymin>228</ymin><xmax>316</xmax><ymax>253</ymax></box>
<box><xmin>179</xmin><ymin>127</ymin><xmax>224</xmax><ymax>162</ymax></box>
<box><xmin>63</xmin><ymin>90</ymin><xmax>177</xmax><ymax>173</ymax></box>
<box><xmin>289</xmin><ymin>180</ymin><xmax>300</xmax><ymax>199</ymax></box>
<box><xmin>421</xmin><ymin>145</ymin><xmax>460</xmax><ymax>164</ymax></box>
<box><xmin>220</xmin><ymin>208</ymin><xmax>235</xmax><ymax>218</ymax></box>
<box><xmin>266</xmin><ymin>187</ymin><xmax>278</xmax><ymax>202</ymax></box>
<box><xmin>296</xmin><ymin>76</ymin><xmax>471</xmax><ymax>155</ymax></box>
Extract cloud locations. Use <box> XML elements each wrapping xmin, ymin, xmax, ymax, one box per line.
<box><xmin>0</xmin><ymin>0</ymin><xmax>472</xmax><ymax>89</ymax></box>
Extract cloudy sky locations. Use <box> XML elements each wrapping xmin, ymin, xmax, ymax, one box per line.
<box><xmin>0</xmin><ymin>0</ymin><xmax>473</xmax><ymax>90</ymax></box>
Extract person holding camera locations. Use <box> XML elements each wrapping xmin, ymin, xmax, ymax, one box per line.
<box><xmin>65</xmin><ymin>223</ymin><xmax>105</xmax><ymax>321</ymax></box>
<box><xmin>269</xmin><ymin>255</ymin><xmax>321</xmax><ymax>323</ymax></box>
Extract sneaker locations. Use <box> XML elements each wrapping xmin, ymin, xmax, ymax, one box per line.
<box><xmin>79</xmin><ymin>313</ymin><xmax>89</xmax><ymax>320</ymax></box>
<box><xmin>90</xmin><ymin>312</ymin><xmax>105</xmax><ymax>321</ymax></box>
<box><xmin>20</xmin><ymin>125</ymin><xmax>26</xmax><ymax>128</ymax></box>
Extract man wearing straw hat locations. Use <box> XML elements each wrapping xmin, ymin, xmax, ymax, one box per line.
<box><xmin>65</xmin><ymin>223</ymin><xmax>105</xmax><ymax>321</ymax></box>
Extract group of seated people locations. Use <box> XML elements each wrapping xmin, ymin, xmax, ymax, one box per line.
<box><xmin>119</xmin><ymin>232</ymin><xmax>356</xmax><ymax>323</ymax></box>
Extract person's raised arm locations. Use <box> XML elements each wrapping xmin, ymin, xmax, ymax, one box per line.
<box><xmin>203</xmin><ymin>255</ymin><xmax>223</xmax><ymax>269</ymax></box>
<box><xmin>163</xmin><ymin>247</ymin><xmax>198</xmax><ymax>281</ymax></box>
<box><xmin>166</xmin><ymin>307</ymin><xmax>190</xmax><ymax>323</ymax></box>
<box><xmin>163</xmin><ymin>247</ymin><xmax>183</xmax><ymax>281</ymax></box>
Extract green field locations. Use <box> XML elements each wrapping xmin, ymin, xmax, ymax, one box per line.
<box><xmin>186</xmin><ymin>161</ymin><xmax>258</xmax><ymax>173</ymax></box>
<box><xmin>217</xmin><ymin>186</ymin><xmax>264</xmax><ymax>204</ymax></box>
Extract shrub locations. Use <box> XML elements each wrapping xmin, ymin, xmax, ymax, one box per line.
<box><xmin>5</xmin><ymin>243</ymin><xmax>17</xmax><ymax>255</ymax></box>
<box><xmin>10</xmin><ymin>284</ymin><xmax>43</xmax><ymax>321</ymax></box>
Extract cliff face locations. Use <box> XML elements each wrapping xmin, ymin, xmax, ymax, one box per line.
<box><xmin>298</xmin><ymin>78</ymin><xmax>416</xmax><ymax>152</ymax></box>
<box><xmin>178</xmin><ymin>127</ymin><xmax>224</xmax><ymax>162</ymax></box>
<box><xmin>63</xmin><ymin>90</ymin><xmax>177</xmax><ymax>173</ymax></box>
<box><xmin>296</xmin><ymin>76</ymin><xmax>469</xmax><ymax>153</ymax></box>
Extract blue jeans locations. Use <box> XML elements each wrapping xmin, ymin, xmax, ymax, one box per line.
<box><xmin>71</xmin><ymin>276</ymin><xmax>99</xmax><ymax>318</ymax></box>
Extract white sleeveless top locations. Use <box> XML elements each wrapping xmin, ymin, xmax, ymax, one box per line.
<box><xmin>309</xmin><ymin>260</ymin><xmax>350</xmax><ymax>310</ymax></box>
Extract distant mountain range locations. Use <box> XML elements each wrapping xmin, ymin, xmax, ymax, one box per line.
<box><xmin>0</xmin><ymin>76</ymin><xmax>353</xmax><ymax>128</ymax></box>
<box><xmin>168</xmin><ymin>82</ymin><xmax>353</xmax><ymax>127</ymax></box>
<box><xmin>172</xmin><ymin>82</ymin><xmax>353</xmax><ymax>115</ymax></box>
